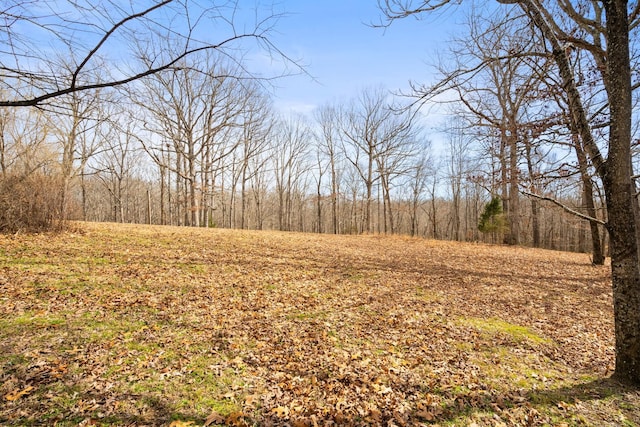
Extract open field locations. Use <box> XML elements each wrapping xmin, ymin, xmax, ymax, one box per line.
<box><xmin>0</xmin><ymin>222</ymin><xmax>638</xmax><ymax>426</ymax></box>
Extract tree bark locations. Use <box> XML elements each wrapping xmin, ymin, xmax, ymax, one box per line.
<box><xmin>602</xmin><ymin>0</ymin><xmax>640</xmax><ymax>385</ymax></box>
<box><xmin>572</xmin><ymin>131</ymin><xmax>605</xmax><ymax>264</ymax></box>
<box><xmin>523</xmin><ymin>135</ymin><xmax>540</xmax><ymax>247</ymax></box>
<box><xmin>507</xmin><ymin>128</ymin><xmax>520</xmax><ymax>245</ymax></box>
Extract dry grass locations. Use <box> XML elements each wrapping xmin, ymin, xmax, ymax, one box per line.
<box><xmin>0</xmin><ymin>222</ymin><xmax>638</xmax><ymax>426</ymax></box>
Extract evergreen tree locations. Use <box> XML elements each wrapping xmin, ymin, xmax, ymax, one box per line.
<box><xmin>478</xmin><ymin>196</ymin><xmax>506</xmax><ymax>236</ymax></box>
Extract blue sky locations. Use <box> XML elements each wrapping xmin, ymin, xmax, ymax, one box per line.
<box><xmin>263</xmin><ymin>1</ymin><xmax>469</xmax><ymax>115</ymax></box>
<box><xmin>17</xmin><ymin>0</ymin><xmax>470</xmax><ymax>124</ymax></box>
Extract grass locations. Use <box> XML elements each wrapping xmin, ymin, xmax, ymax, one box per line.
<box><xmin>460</xmin><ymin>316</ymin><xmax>553</xmax><ymax>345</ymax></box>
<box><xmin>0</xmin><ymin>222</ymin><xmax>638</xmax><ymax>426</ymax></box>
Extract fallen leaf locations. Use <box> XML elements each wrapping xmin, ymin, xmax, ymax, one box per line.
<box><xmin>4</xmin><ymin>386</ymin><xmax>34</xmax><ymax>401</ymax></box>
<box><xmin>416</xmin><ymin>410</ymin><xmax>434</xmax><ymax>421</ymax></box>
<box><xmin>226</xmin><ymin>412</ymin><xmax>247</xmax><ymax>427</ymax></box>
<box><xmin>271</xmin><ymin>406</ymin><xmax>289</xmax><ymax>418</ymax></box>
<box><xmin>204</xmin><ymin>411</ymin><xmax>225</xmax><ymax>426</ymax></box>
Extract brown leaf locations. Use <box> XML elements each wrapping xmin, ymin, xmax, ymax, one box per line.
<box><xmin>244</xmin><ymin>394</ymin><xmax>260</xmax><ymax>407</ymax></box>
<box><xmin>4</xmin><ymin>386</ymin><xmax>34</xmax><ymax>401</ymax></box>
<box><xmin>271</xmin><ymin>406</ymin><xmax>289</xmax><ymax>418</ymax></box>
<box><xmin>226</xmin><ymin>412</ymin><xmax>247</xmax><ymax>427</ymax></box>
<box><xmin>203</xmin><ymin>411</ymin><xmax>225</xmax><ymax>426</ymax></box>
<box><xmin>416</xmin><ymin>410</ymin><xmax>435</xmax><ymax>421</ymax></box>
<box><xmin>168</xmin><ymin>421</ymin><xmax>195</xmax><ymax>427</ymax></box>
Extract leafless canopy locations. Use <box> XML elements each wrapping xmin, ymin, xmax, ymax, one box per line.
<box><xmin>377</xmin><ymin>0</ymin><xmax>459</xmax><ymax>21</ymax></box>
<box><xmin>0</xmin><ymin>0</ymin><xmax>292</xmax><ymax>107</ymax></box>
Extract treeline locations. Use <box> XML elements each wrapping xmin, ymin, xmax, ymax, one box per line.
<box><xmin>0</xmin><ymin>59</ymin><xmax>604</xmax><ymax>257</ymax></box>
<box><xmin>77</xmin><ymin>171</ymin><xmax>598</xmax><ymax>256</ymax></box>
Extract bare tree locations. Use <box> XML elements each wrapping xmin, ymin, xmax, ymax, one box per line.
<box><xmin>92</xmin><ymin>117</ymin><xmax>142</xmax><ymax>223</ymax></box>
<box><xmin>341</xmin><ymin>90</ymin><xmax>382</xmax><ymax>233</ymax></box>
<box><xmin>516</xmin><ymin>26</ymin><xmax>610</xmax><ymax>260</ymax></box>
<box><xmin>443</xmin><ymin>118</ymin><xmax>471</xmax><ymax>241</ymax></box>
<box><xmin>431</xmin><ymin>10</ymin><xmax>553</xmax><ymax>244</ymax></box>
<box><xmin>271</xmin><ymin>115</ymin><xmax>312</xmax><ymax>232</ymax></box>
<box><xmin>0</xmin><ymin>0</ymin><xmax>296</xmax><ymax>231</ymax></box>
<box><xmin>49</xmin><ymin>86</ymin><xmax>106</xmax><ymax>220</ymax></box>
<box><xmin>407</xmin><ymin>148</ymin><xmax>432</xmax><ymax>237</ymax></box>
<box><xmin>315</xmin><ymin>104</ymin><xmax>344</xmax><ymax>234</ymax></box>
<box><xmin>374</xmin><ymin>111</ymin><xmax>422</xmax><ymax>234</ymax></box>
<box><xmin>341</xmin><ymin>87</ymin><xmax>418</xmax><ymax>233</ymax></box>
<box><xmin>425</xmin><ymin>158</ymin><xmax>441</xmax><ymax>239</ymax></box>
<box><xmin>236</xmin><ymin>87</ymin><xmax>274</xmax><ymax>230</ymax></box>
<box><xmin>311</xmin><ymin>145</ymin><xmax>326</xmax><ymax>234</ymax></box>
<box><xmin>0</xmin><ymin>106</ymin><xmax>60</xmax><ymax>231</ymax></box>
<box><xmin>138</xmin><ymin>55</ymin><xmax>247</xmax><ymax>227</ymax></box>
<box><xmin>0</xmin><ymin>106</ymin><xmax>51</xmax><ymax>178</ymax></box>
<box><xmin>249</xmin><ymin>150</ymin><xmax>271</xmax><ymax>231</ymax></box>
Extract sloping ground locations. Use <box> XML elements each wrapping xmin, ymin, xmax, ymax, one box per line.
<box><xmin>0</xmin><ymin>222</ymin><xmax>638</xmax><ymax>426</ymax></box>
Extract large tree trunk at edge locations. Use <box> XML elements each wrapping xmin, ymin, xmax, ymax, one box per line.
<box><xmin>602</xmin><ymin>0</ymin><xmax>640</xmax><ymax>385</ymax></box>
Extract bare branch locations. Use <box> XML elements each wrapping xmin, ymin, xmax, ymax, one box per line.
<box><xmin>521</xmin><ymin>189</ymin><xmax>606</xmax><ymax>225</ymax></box>
<box><xmin>376</xmin><ymin>0</ymin><xmax>457</xmax><ymax>26</ymax></box>
<box><xmin>0</xmin><ymin>33</ymin><xmax>264</xmax><ymax>107</ymax></box>
<box><xmin>71</xmin><ymin>0</ymin><xmax>173</xmax><ymax>90</ymax></box>
<box><xmin>0</xmin><ymin>1</ymin><xmax>301</xmax><ymax>108</ymax></box>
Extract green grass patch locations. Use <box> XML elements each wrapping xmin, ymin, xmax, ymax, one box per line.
<box><xmin>460</xmin><ymin>317</ymin><xmax>552</xmax><ymax>345</ymax></box>
<box><xmin>0</xmin><ymin>312</ymin><xmax>67</xmax><ymax>331</ymax></box>
<box><xmin>285</xmin><ymin>310</ymin><xmax>327</xmax><ymax>321</ymax></box>
<box><xmin>74</xmin><ymin>313</ymin><xmax>149</xmax><ymax>343</ymax></box>
<box><xmin>175</xmin><ymin>262</ymin><xmax>208</xmax><ymax>274</ymax></box>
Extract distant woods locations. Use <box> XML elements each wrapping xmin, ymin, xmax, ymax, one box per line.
<box><xmin>0</xmin><ymin>1</ymin><xmax>610</xmax><ymax>260</ymax></box>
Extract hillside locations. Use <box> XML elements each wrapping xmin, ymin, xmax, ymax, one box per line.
<box><xmin>0</xmin><ymin>222</ymin><xmax>638</xmax><ymax>426</ymax></box>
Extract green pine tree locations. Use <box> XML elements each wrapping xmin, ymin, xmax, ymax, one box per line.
<box><xmin>478</xmin><ymin>196</ymin><xmax>506</xmax><ymax>235</ymax></box>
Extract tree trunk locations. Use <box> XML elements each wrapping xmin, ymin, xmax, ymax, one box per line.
<box><xmin>573</xmin><ymin>131</ymin><xmax>605</xmax><ymax>264</ymax></box>
<box><xmin>241</xmin><ymin>165</ymin><xmax>247</xmax><ymax>229</ymax></box>
<box><xmin>602</xmin><ymin>0</ymin><xmax>640</xmax><ymax>385</ymax></box>
<box><xmin>365</xmin><ymin>155</ymin><xmax>374</xmax><ymax>234</ymax></box>
<box><xmin>146</xmin><ymin>189</ymin><xmax>151</xmax><ymax>225</ymax></box>
<box><xmin>382</xmin><ymin>174</ymin><xmax>395</xmax><ymax>234</ymax></box>
<box><xmin>160</xmin><ymin>165</ymin><xmax>166</xmax><ymax>225</ymax></box>
<box><xmin>316</xmin><ymin>182</ymin><xmax>323</xmax><ymax>234</ymax></box>
<box><xmin>499</xmin><ymin>128</ymin><xmax>510</xmax><ymax>244</ymax></box>
<box><xmin>524</xmin><ymin>134</ymin><xmax>540</xmax><ymax>247</ymax></box>
<box><xmin>507</xmin><ymin>129</ymin><xmax>520</xmax><ymax>245</ymax></box>
<box><xmin>330</xmin><ymin>157</ymin><xmax>338</xmax><ymax>234</ymax></box>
